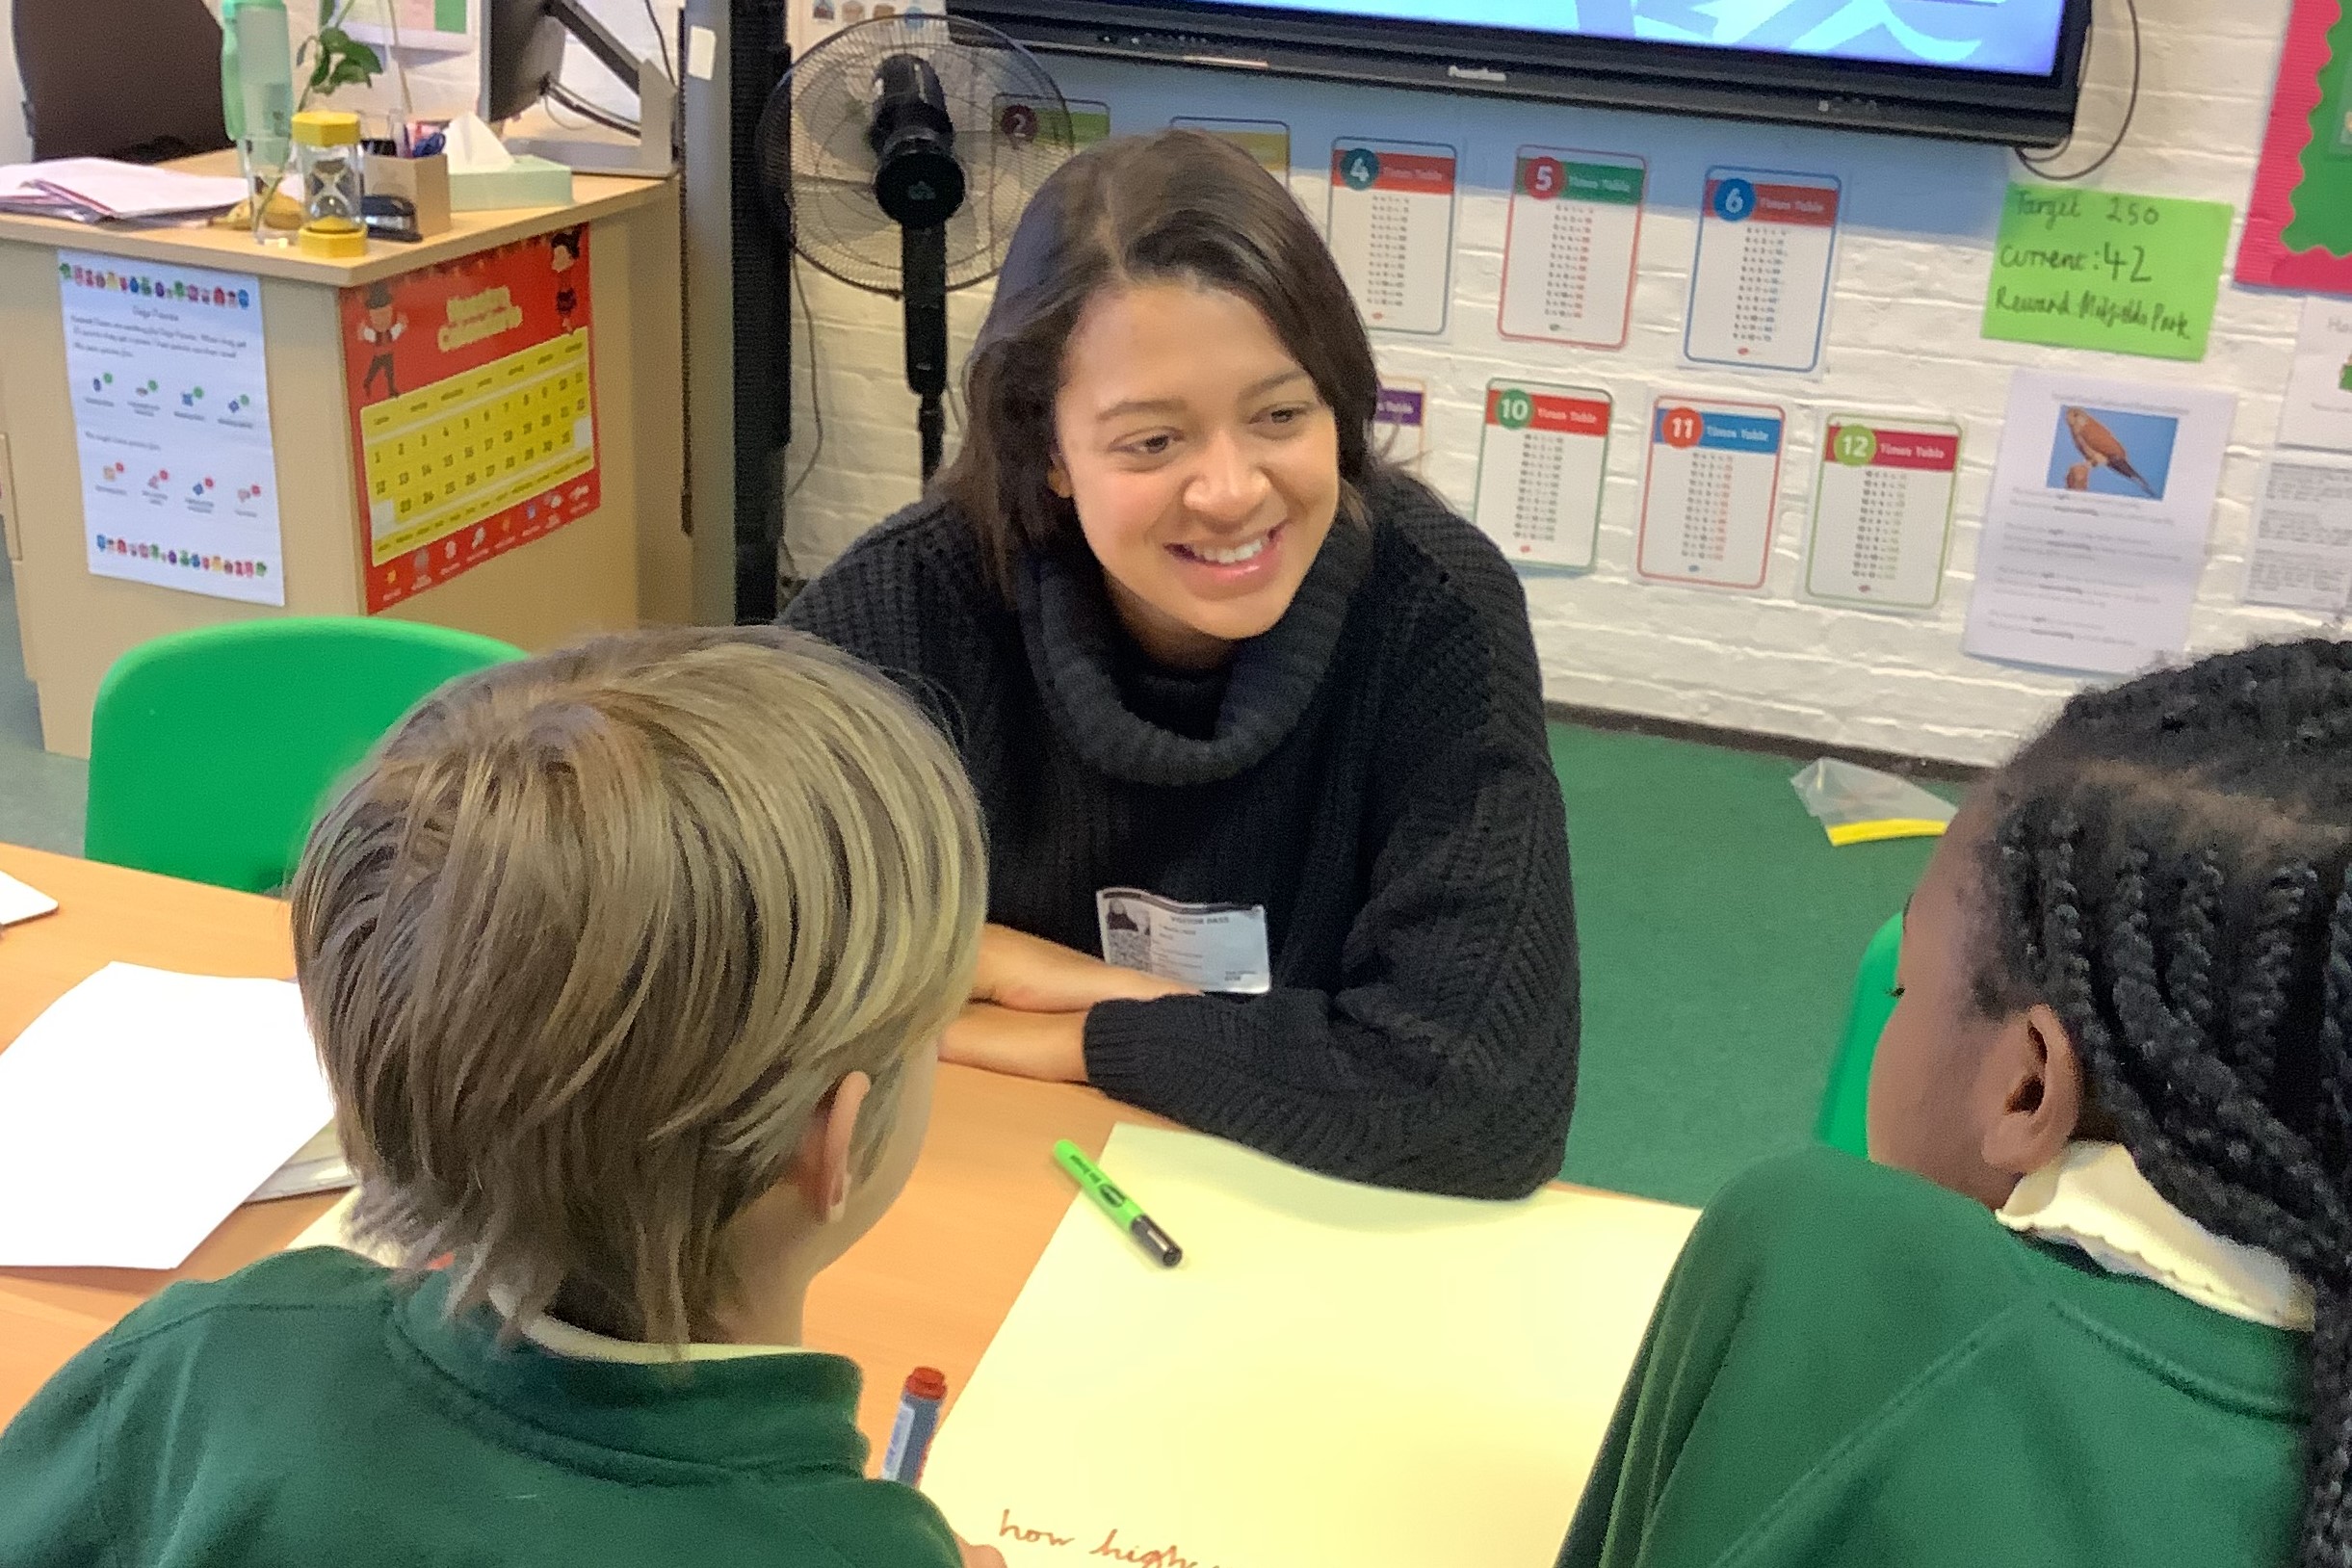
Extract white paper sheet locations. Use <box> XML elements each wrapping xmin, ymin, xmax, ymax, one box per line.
<box><xmin>0</xmin><ymin>870</ymin><xmax>58</xmax><ymax>925</ymax></box>
<box><xmin>1964</xmin><ymin>371</ymin><xmax>2234</xmax><ymax>675</ymax></box>
<box><xmin>0</xmin><ymin>963</ymin><xmax>331</xmax><ymax>1267</ymax></box>
<box><xmin>1</xmin><ymin>159</ymin><xmax>244</xmax><ymax>219</ymax></box>
<box><xmin>921</xmin><ymin>1125</ymin><xmax>1698</xmax><ymax>1568</ymax></box>
<box><xmin>60</xmin><ymin>250</ymin><xmax>285</xmax><ymax>606</ymax></box>
<box><xmin>2244</xmin><ymin>453</ymin><xmax>2352</xmax><ymax>614</ymax></box>
<box><xmin>2278</xmin><ymin>295</ymin><xmax>2352</xmax><ymax>454</ymax></box>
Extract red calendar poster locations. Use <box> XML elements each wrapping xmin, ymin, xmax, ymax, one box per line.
<box><xmin>340</xmin><ymin>226</ymin><xmax>600</xmax><ymax>612</ymax></box>
<box><xmin>1802</xmin><ymin>414</ymin><xmax>1961</xmax><ymax>610</ymax></box>
<box><xmin>1636</xmin><ymin>396</ymin><xmax>1786</xmax><ymax>589</ymax></box>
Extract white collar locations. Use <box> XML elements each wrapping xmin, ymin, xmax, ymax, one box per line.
<box><xmin>487</xmin><ymin>1284</ymin><xmax>813</xmax><ymax>1363</ymax></box>
<box><xmin>1997</xmin><ymin>1140</ymin><xmax>2314</xmax><ymax>1331</ymax></box>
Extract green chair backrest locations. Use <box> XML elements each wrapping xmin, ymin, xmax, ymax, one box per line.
<box><xmin>1816</xmin><ymin>910</ymin><xmax>1904</xmax><ymax>1159</ymax></box>
<box><xmin>86</xmin><ymin>617</ymin><xmax>524</xmax><ymax>893</ymax></box>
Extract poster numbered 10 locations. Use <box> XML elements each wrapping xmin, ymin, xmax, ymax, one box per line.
<box><xmin>1684</xmin><ymin>169</ymin><xmax>1841</xmax><ymax>374</ymax></box>
<box><xmin>1473</xmin><ymin>381</ymin><xmax>1611</xmax><ymax>569</ymax></box>
<box><xmin>1328</xmin><ymin>139</ymin><xmax>1457</xmax><ymax>335</ymax></box>
<box><xmin>1498</xmin><ymin>147</ymin><xmax>1645</xmax><ymax>350</ymax></box>
<box><xmin>1802</xmin><ymin>415</ymin><xmax>1962</xmax><ymax>610</ymax></box>
<box><xmin>1636</xmin><ymin>397</ymin><xmax>1787</xmax><ymax>588</ymax></box>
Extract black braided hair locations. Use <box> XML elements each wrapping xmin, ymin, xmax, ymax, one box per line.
<box><xmin>1971</xmin><ymin>638</ymin><xmax>2352</xmax><ymax>1568</ymax></box>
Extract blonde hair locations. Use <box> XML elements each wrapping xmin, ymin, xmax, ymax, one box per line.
<box><xmin>290</xmin><ymin>627</ymin><xmax>985</xmax><ymax>1345</ymax></box>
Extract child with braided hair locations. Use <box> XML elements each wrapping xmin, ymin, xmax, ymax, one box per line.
<box><xmin>1561</xmin><ymin>637</ymin><xmax>2352</xmax><ymax>1568</ymax></box>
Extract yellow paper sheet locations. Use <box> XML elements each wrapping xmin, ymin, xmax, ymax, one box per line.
<box><xmin>922</xmin><ymin>1125</ymin><xmax>1698</xmax><ymax>1568</ymax></box>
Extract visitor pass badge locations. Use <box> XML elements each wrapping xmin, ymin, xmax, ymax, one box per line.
<box><xmin>1095</xmin><ymin>888</ymin><xmax>1272</xmax><ymax>995</ymax></box>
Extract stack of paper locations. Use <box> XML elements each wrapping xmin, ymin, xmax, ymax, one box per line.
<box><xmin>0</xmin><ymin>963</ymin><xmax>336</xmax><ymax>1268</ymax></box>
<box><xmin>922</xmin><ymin>1125</ymin><xmax>1699</xmax><ymax>1568</ymax></box>
<box><xmin>0</xmin><ymin>159</ymin><xmax>247</xmax><ymax>223</ymax></box>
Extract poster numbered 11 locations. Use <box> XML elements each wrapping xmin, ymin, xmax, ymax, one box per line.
<box><xmin>1328</xmin><ymin>139</ymin><xmax>1457</xmax><ymax>335</ymax></box>
<box><xmin>1473</xmin><ymin>381</ymin><xmax>1612</xmax><ymax>569</ymax></box>
<box><xmin>1802</xmin><ymin>415</ymin><xmax>1962</xmax><ymax>610</ymax></box>
<box><xmin>1498</xmin><ymin>147</ymin><xmax>1645</xmax><ymax>350</ymax></box>
<box><xmin>1636</xmin><ymin>397</ymin><xmax>1787</xmax><ymax>588</ymax></box>
<box><xmin>1684</xmin><ymin>169</ymin><xmax>1841</xmax><ymax>374</ymax></box>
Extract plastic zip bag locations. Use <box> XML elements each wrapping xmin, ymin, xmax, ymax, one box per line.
<box><xmin>1790</xmin><ymin>758</ymin><xmax>1957</xmax><ymax>847</ymax></box>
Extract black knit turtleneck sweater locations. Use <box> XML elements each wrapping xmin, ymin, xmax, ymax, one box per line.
<box><xmin>783</xmin><ymin>472</ymin><xmax>1579</xmax><ymax>1199</ymax></box>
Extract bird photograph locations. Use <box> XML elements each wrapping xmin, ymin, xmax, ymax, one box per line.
<box><xmin>2057</xmin><ymin>405</ymin><xmax>2163</xmax><ymax>499</ymax></box>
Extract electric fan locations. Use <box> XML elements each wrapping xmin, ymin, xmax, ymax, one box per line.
<box><xmin>757</xmin><ymin>14</ymin><xmax>1077</xmax><ymax>483</ymax></box>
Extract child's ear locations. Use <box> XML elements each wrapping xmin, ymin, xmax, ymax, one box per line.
<box><xmin>793</xmin><ymin>1072</ymin><xmax>873</xmax><ymax>1222</ymax></box>
<box><xmin>1977</xmin><ymin>1004</ymin><xmax>2083</xmax><ymax>1179</ymax></box>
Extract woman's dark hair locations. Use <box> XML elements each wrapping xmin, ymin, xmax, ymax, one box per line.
<box><xmin>936</xmin><ymin>127</ymin><xmax>1383</xmax><ymax>593</ymax></box>
<box><xmin>1970</xmin><ymin>637</ymin><xmax>2352</xmax><ymax>1567</ymax></box>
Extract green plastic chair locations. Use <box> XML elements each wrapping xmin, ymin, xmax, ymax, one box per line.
<box><xmin>1815</xmin><ymin>911</ymin><xmax>1904</xmax><ymax>1159</ymax></box>
<box><xmin>85</xmin><ymin>617</ymin><xmax>524</xmax><ymax>893</ymax></box>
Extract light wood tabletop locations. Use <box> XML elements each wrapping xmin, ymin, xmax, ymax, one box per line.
<box><xmin>0</xmin><ymin>842</ymin><xmax>1162</xmax><ymax>1451</ymax></box>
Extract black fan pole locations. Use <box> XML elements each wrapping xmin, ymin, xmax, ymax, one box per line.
<box><xmin>902</xmin><ymin>222</ymin><xmax>950</xmax><ymax>483</ymax></box>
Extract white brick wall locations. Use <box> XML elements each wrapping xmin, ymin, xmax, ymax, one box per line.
<box><xmin>783</xmin><ymin>0</ymin><xmax>2325</xmax><ymax>766</ymax></box>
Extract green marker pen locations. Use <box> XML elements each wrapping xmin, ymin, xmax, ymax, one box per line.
<box><xmin>1054</xmin><ymin>1138</ymin><xmax>1183</xmax><ymax>1267</ymax></box>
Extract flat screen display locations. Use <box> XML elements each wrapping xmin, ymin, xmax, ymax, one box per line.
<box><xmin>1191</xmin><ymin>0</ymin><xmax>2069</xmax><ymax>78</ymax></box>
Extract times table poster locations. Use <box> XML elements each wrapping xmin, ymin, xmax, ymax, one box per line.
<box><xmin>1328</xmin><ymin>139</ymin><xmax>1457</xmax><ymax>335</ymax></box>
<box><xmin>1684</xmin><ymin>169</ymin><xmax>1840</xmax><ymax>374</ymax></box>
<box><xmin>1635</xmin><ymin>397</ymin><xmax>1787</xmax><ymax>589</ymax></box>
<box><xmin>1802</xmin><ymin>414</ymin><xmax>1962</xmax><ymax>611</ymax></box>
<box><xmin>340</xmin><ymin>226</ymin><xmax>600</xmax><ymax>612</ymax></box>
<box><xmin>1472</xmin><ymin>381</ymin><xmax>1611</xmax><ymax>569</ymax></box>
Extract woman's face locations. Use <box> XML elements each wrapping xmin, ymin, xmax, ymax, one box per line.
<box><xmin>1048</xmin><ymin>279</ymin><xmax>1341</xmax><ymax>670</ymax></box>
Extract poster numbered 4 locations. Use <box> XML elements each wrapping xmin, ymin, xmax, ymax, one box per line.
<box><xmin>1328</xmin><ymin>139</ymin><xmax>1456</xmax><ymax>334</ymax></box>
<box><xmin>1803</xmin><ymin>416</ymin><xmax>1962</xmax><ymax>610</ymax></box>
<box><xmin>1685</xmin><ymin>169</ymin><xmax>1841</xmax><ymax>374</ymax></box>
<box><xmin>1637</xmin><ymin>398</ymin><xmax>1787</xmax><ymax>588</ymax></box>
<box><xmin>1499</xmin><ymin>147</ymin><xmax>1645</xmax><ymax>350</ymax></box>
<box><xmin>1473</xmin><ymin>381</ymin><xmax>1612</xmax><ymax>569</ymax></box>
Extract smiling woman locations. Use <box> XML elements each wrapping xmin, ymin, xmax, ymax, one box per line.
<box><xmin>783</xmin><ymin>129</ymin><xmax>1580</xmax><ymax>1199</ymax></box>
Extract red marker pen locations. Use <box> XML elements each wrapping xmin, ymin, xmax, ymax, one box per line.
<box><xmin>881</xmin><ymin>1366</ymin><xmax>948</xmax><ymax>1485</ymax></box>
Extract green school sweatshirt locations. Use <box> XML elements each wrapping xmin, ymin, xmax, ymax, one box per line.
<box><xmin>0</xmin><ymin>1247</ymin><xmax>963</xmax><ymax>1568</ymax></box>
<box><xmin>1560</xmin><ymin>1146</ymin><xmax>2309</xmax><ymax>1568</ymax></box>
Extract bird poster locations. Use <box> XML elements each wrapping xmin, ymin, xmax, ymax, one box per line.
<box><xmin>1964</xmin><ymin>370</ymin><xmax>2235</xmax><ymax>676</ymax></box>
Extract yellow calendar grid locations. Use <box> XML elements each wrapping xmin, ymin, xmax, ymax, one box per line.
<box><xmin>360</xmin><ymin>329</ymin><xmax>595</xmax><ymax>566</ymax></box>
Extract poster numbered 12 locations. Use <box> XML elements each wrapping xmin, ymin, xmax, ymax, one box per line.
<box><xmin>1473</xmin><ymin>381</ymin><xmax>1612</xmax><ymax>569</ymax></box>
<box><xmin>1328</xmin><ymin>139</ymin><xmax>1456</xmax><ymax>335</ymax></box>
<box><xmin>1637</xmin><ymin>397</ymin><xmax>1787</xmax><ymax>588</ymax></box>
<box><xmin>1498</xmin><ymin>147</ymin><xmax>1645</xmax><ymax>350</ymax></box>
<box><xmin>1802</xmin><ymin>415</ymin><xmax>1962</xmax><ymax>610</ymax></box>
<box><xmin>1684</xmin><ymin>169</ymin><xmax>1840</xmax><ymax>374</ymax></box>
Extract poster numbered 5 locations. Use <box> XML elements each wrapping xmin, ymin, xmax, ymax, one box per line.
<box><xmin>1637</xmin><ymin>397</ymin><xmax>1787</xmax><ymax>588</ymax></box>
<box><xmin>1328</xmin><ymin>140</ymin><xmax>1457</xmax><ymax>335</ymax></box>
<box><xmin>1499</xmin><ymin>147</ymin><xmax>1645</xmax><ymax>350</ymax></box>
<box><xmin>1473</xmin><ymin>381</ymin><xmax>1611</xmax><ymax>569</ymax></box>
<box><xmin>1685</xmin><ymin>169</ymin><xmax>1841</xmax><ymax>374</ymax></box>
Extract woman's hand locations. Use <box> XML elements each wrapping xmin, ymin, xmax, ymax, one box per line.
<box><xmin>971</xmin><ymin>923</ymin><xmax>1194</xmax><ymax>1013</ymax></box>
<box><xmin>941</xmin><ymin>1003</ymin><xmax>1091</xmax><ymax>1083</ymax></box>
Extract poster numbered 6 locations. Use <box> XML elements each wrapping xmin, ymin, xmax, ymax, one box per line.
<box><xmin>1802</xmin><ymin>415</ymin><xmax>1962</xmax><ymax>610</ymax></box>
<box><xmin>1473</xmin><ymin>381</ymin><xmax>1612</xmax><ymax>569</ymax></box>
<box><xmin>1328</xmin><ymin>139</ymin><xmax>1457</xmax><ymax>335</ymax></box>
<box><xmin>1637</xmin><ymin>397</ymin><xmax>1787</xmax><ymax>588</ymax></box>
<box><xmin>1685</xmin><ymin>169</ymin><xmax>1841</xmax><ymax>374</ymax></box>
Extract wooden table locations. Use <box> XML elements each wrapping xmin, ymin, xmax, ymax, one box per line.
<box><xmin>0</xmin><ymin>843</ymin><xmax>1161</xmax><ymax>1450</ymax></box>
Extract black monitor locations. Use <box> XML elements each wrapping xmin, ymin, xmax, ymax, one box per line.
<box><xmin>950</xmin><ymin>0</ymin><xmax>2094</xmax><ymax>147</ymax></box>
<box><xmin>479</xmin><ymin>0</ymin><xmax>648</xmax><ymax>129</ymax></box>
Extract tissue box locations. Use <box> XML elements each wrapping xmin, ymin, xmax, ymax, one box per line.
<box><xmin>449</xmin><ymin>156</ymin><xmax>575</xmax><ymax>211</ymax></box>
<box><xmin>361</xmin><ymin>151</ymin><xmax>451</xmax><ymax>236</ymax></box>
